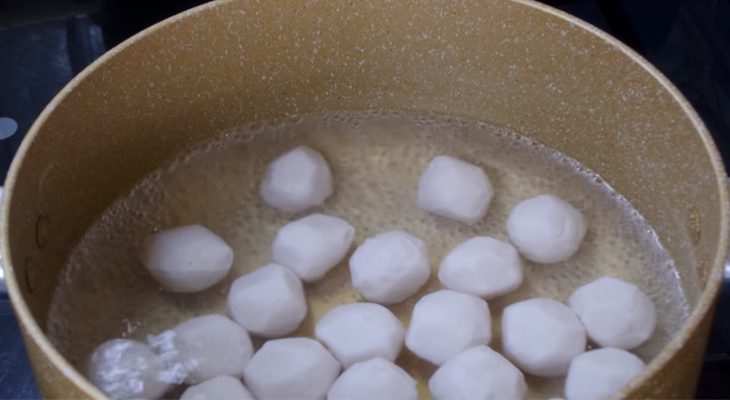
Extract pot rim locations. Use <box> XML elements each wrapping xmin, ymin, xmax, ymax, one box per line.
<box><xmin>2</xmin><ymin>0</ymin><xmax>727</xmax><ymax>398</ymax></box>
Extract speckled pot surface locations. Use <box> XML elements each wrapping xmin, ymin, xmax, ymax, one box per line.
<box><xmin>1</xmin><ymin>0</ymin><xmax>727</xmax><ymax>398</ymax></box>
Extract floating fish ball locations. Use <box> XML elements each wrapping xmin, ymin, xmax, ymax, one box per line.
<box><xmin>349</xmin><ymin>231</ymin><xmax>430</xmax><ymax>304</ymax></box>
<box><xmin>87</xmin><ymin>339</ymin><xmax>170</xmax><ymax>400</ymax></box>
<box><xmin>417</xmin><ymin>155</ymin><xmax>494</xmax><ymax>224</ymax></box>
<box><xmin>227</xmin><ymin>263</ymin><xmax>308</xmax><ymax>337</ymax></box>
<box><xmin>260</xmin><ymin>146</ymin><xmax>333</xmax><ymax>213</ymax></box>
<box><xmin>501</xmin><ymin>298</ymin><xmax>586</xmax><ymax>377</ymax></box>
<box><xmin>140</xmin><ymin>225</ymin><xmax>233</xmax><ymax>293</ymax></box>
<box><xmin>569</xmin><ymin>276</ymin><xmax>657</xmax><ymax>350</ymax></box>
<box><xmin>180</xmin><ymin>376</ymin><xmax>254</xmax><ymax>400</ymax></box>
<box><xmin>243</xmin><ymin>338</ymin><xmax>341</xmax><ymax>400</ymax></box>
<box><xmin>429</xmin><ymin>346</ymin><xmax>527</xmax><ymax>400</ymax></box>
<box><xmin>272</xmin><ymin>213</ymin><xmax>355</xmax><ymax>282</ymax></box>
<box><xmin>564</xmin><ymin>348</ymin><xmax>646</xmax><ymax>400</ymax></box>
<box><xmin>150</xmin><ymin>314</ymin><xmax>253</xmax><ymax>384</ymax></box>
<box><xmin>405</xmin><ymin>290</ymin><xmax>492</xmax><ymax>365</ymax></box>
<box><xmin>327</xmin><ymin>358</ymin><xmax>418</xmax><ymax>400</ymax></box>
<box><xmin>507</xmin><ymin>195</ymin><xmax>586</xmax><ymax>263</ymax></box>
<box><xmin>438</xmin><ymin>236</ymin><xmax>523</xmax><ymax>299</ymax></box>
<box><xmin>315</xmin><ymin>302</ymin><xmax>405</xmax><ymax>368</ymax></box>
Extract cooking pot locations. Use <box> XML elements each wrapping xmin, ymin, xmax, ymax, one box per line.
<box><xmin>2</xmin><ymin>0</ymin><xmax>727</xmax><ymax>398</ymax></box>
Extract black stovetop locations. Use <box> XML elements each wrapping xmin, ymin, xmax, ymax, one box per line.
<box><xmin>0</xmin><ymin>1</ymin><xmax>728</xmax><ymax>398</ymax></box>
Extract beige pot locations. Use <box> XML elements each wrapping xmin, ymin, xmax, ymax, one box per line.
<box><xmin>2</xmin><ymin>0</ymin><xmax>727</xmax><ymax>398</ymax></box>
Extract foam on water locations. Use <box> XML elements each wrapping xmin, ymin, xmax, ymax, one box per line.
<box><xmin>47</xmin><ymin>110</ymin><xmax>688</xmax><ymax>398</ymax></box>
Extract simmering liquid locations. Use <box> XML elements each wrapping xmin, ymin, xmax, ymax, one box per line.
<box><xmin>47</xmin><ymin>111</ymin><xmax>688</xmax><ymax>398</ymax></box>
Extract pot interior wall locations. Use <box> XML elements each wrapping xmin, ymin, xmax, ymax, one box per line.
<box><xmin>4</xmin><ymin>0</ymin><xmax>725</xmax><ymax>394</ymax></box>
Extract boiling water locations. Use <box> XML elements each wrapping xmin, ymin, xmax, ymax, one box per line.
<box><xmin>47</xmin><ymin>111</ymin><xmax>688</xmax><ymax>398</ymax></box>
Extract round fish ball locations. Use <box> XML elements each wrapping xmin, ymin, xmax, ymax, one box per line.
<box><xmin>569</xmin><ymin>276</ymin><xmax>657</xmax><ymax>350</ymax></box>
<box><xmin>405</xmin><ymin>290</ymin><xmax>492</xmax><ymax>365</ymax></box>
<box><xmin>429</xmin><ymin>345</ymin><xmax>527</xmax><ymax>400</ymax></box>
<box><xmin>150</xmin><ymin>314</ymin><xmax>253</xmax><ymax>384</ymax></box>
<box><xmin>140</xmin><ymin>225</ymin><xmax>233</xmax><ymax>293</ymax></box>
<box><xmin>315</xmin><ymin>302</ymin><xmax>405</xmax><ymax>368</ymax></box>
<box><xmin>273</xmin><ymin>213</ymin><xmax>355</xmax><ymax>282</ymax></box>
<box><xmin>327</xmin><ymin>358</ymin><xmax>417</xmax><ymax>400</ymax></box>
<box><xmin>243</xmin><ymin>337</ymin><xmax>341</xmax><ymax>399</ymax></box>
<box><xmin>227</xmin><ymin>263</ymin><xmax>308</xmax><ymax>337</ymax></box>
<box><xmin>501</xmin><ymin>298</ymin><xmax>586</xmax><ymax>377</ymax></box>
<box><xmin>506</xmin><ymin>194</ymin><xmax>587</xmax><ymax>263</ymax></box>
<box><xmin>349</xmin><ymin>230</ymin><xmax>430</xmax><ymax>304</ymax></box>
<box><xmin>564</xmin><ymin>348</ymin><xmax>646</xmax><ymax>400</ymax></box>
<box><xmin>181</xmin><ymin>376</ymin><xmax>254</xmax><ymax>400</ymax></box>
<box><xmin>417</xmin><ymin>155</ymin><xmax>494</xmax><ymax>224</ymax></box>
<box><xmin>438</xmin><ymin>236</ymin><xmax>523</xmax><ymax>299</ymax></box>
<box><xmin>87</xmin><ymin>339</ymin><xmax>170</xmax><ymax>400</ymax></box>
<box><xmin>260</xmin><ymin>145</ymin><xmax>333</xmax><ymax>213</ymax></box>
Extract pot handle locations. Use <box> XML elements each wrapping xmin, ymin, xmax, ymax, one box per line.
<box><xmin>727</xmin><ymin>178</ymin><xmax>730</xmax><ymax>281</ymax></box>
<box><xmin>0</xmin><ymin>186</ymin><xmax>5</xmax><ymax>295</ymax></box>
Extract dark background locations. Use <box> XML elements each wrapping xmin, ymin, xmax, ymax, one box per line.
<box><xmin>0</xmin><ymin>0</ymin><xmax>728</xmax><ymax>398</ymax></box>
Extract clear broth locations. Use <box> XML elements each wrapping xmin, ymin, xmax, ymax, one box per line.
<box><xmin>47</xmin><ymin>111</ymin><xmax>688</xmax><ymax>398</ymax></box>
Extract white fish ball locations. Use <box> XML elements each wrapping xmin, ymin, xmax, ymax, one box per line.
<box><xmin>260</xmin><ymin>145</ymin><xmax>333</xmax><ymax>213</ymax></box>
<box><xmin>273</xmin><ymin>213</ymin><xmax>355</xmax><ymax>282</ymax></box>
<box><xmin>140</xmin><ymin>225</ymin><xmax>233</xmax><ymax>293</ymax></box>
<box><xmin>405</xmin><ymin>290</ymin><xmax>492</xmax><ymax>365</ymax></box>
<box><xmin>150</xmin><ymin>314</ymin><xmax>253</xmax><ymax>385</ymax></box>
<box><xmin>569</xmin><ymin>276</ymin><xmax>657</xmax><ymax>350</ymax></box>
<box><xmin>429</xmin><ymin>345</ymin><xmax>527</xmax><ymax>400</ymax></box>
<box><xmin>349</xmin><ymin>230</ymin><xmax>430</xmax><ymax>304</ymax></box>
<box><xmin>438</xmin><ymin>236</ymin><xmax>523</xmax><ymax>299</ymax></box>
<box><xmin>227</xmin><ymin>263</ymin><xmax>308</xmax><ymax>337</ymax></box>
<box><xmin>417</xmin><ymin>155</ymin><xmax>494</xmax><ymax>224</ymax></box>
<box><xmin>564</xmin><ymin>348</ymin><xmax>646</xmax><ymax>400</ymax></box>
<box><xmin>507</xmin><ymin>194</ymin><xmax>587</xmax><ymax>263</ymax></box>
<box><xmin>243</xmin><ymin>337</ymin><xmax>341</xmax><ymax>399</ymax></box>
<box><xmin>180</xmin><ymin>375</ymin><xmax>254</xmax><ymax>400</ymax></box>
<box><xmin>501</xmin><ymin>298</ymin><xmax>586</xmax><ymax>377</ymax></box>
<box><xmin>87</xmin><ymin>339</ymin><xmax>170</xmax><ymax>400</ymax></box>
<box><xmin>315</xmin><ymin>302</ymin><xmax>405</xmax><ymax>368</ymax></box>
<box><xmin>328</xmin><ymin>358</ymin><xmax>417</xmax><ymax>400</ymax></box>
